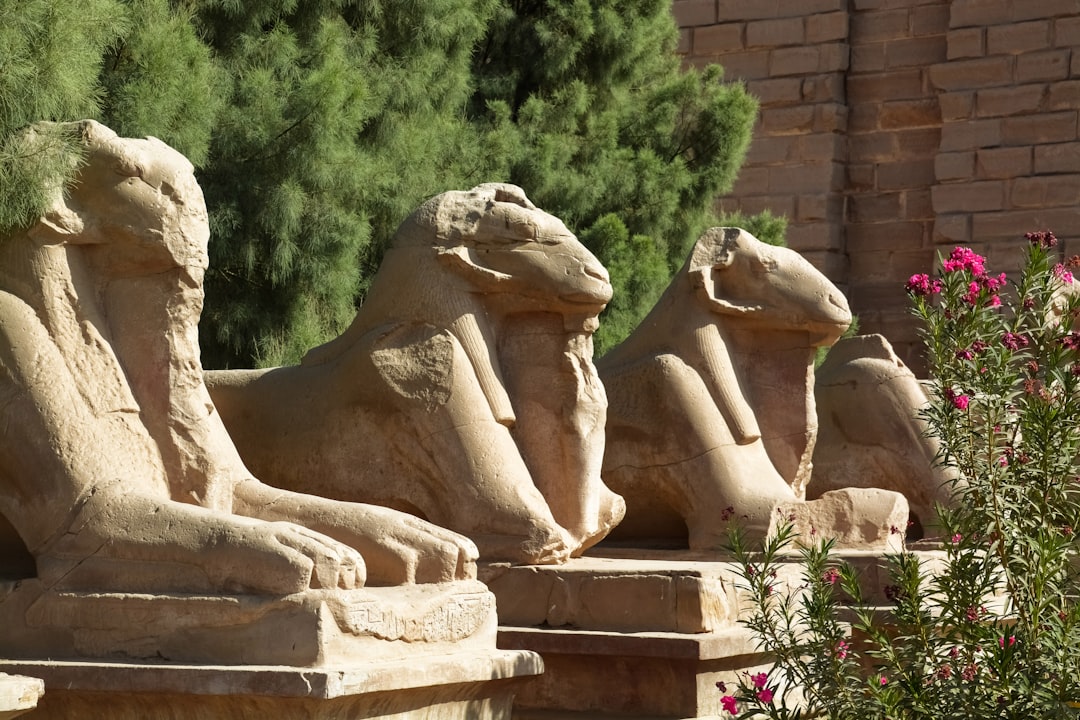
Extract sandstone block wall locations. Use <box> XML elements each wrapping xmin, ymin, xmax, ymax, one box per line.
<box><xmin>676</xmin><ymin>0</ymin><xmax>1080</xmax><ymax>372</ymax></box>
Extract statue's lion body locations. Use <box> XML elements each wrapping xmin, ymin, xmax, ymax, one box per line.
<box><xmin>598</xmin><ymin>228</ymin><xmax>852</xmax><ymax>547</ymax></box>
<box><xmin>209</xmin><ymin>185</ymin><xmax>625</xmax><ymax>564</ymax></box>
<box><xmin>0</xmin><ymin>121</ymin><xmax>475</xmax><ymax>595</ymax></box>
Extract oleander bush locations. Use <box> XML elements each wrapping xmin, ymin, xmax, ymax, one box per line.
<box><xmin>723</xmin><ymin>232</ymin><xmax>1080</xmax><ymax>720</ymax></box>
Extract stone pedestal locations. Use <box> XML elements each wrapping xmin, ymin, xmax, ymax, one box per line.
<box><xmin>0</xmin><ymin>578</ymin><xmax>542</xmax><ymax>719</ymax></box>
<box><xmin>501</xmin><ymin>626</ymin><xmax>769</xmax><ymax>719</ymax></box>
<box><xmin>0</xmin><ymin>579</ymin><xmax>501</xmax><ymax>666</ymax></box>
<box><xmin>1</xmin><ymin>652</ymin><xmax>540</xmax><ymax>720</ymax></box>
<box><xmin>482</xmin><ymin>554</ymin><xmax>758</xmax><ymax>719</ymax></box>
<box><xmin>0</xmin><ymin>674</ymin><xmax>43</xmax><ymax>720</ymax></box>
<box><xmin>483</xmin><ymin>549</ymin><xmax>942</xmax><ymax>720</ymax></box>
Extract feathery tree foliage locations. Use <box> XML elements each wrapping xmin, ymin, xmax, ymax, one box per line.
<box><xmin>0</xmin><ymin>0</ymin><xmax>769</xmax><ymax>365</ymax></box>
<box><xmin>0</xmin><ymin>0</ymin><xmax>127</xmax><ymax>229</ymax></box>
<box><xmin>184</xmin><ymin>0</ymin><xmax>503</xmax><ymax>365</ymax></box>
<box><xmin>469</xmin><ymin>0</ymin><xmax>761</xmax><ymax>350</ymax></box>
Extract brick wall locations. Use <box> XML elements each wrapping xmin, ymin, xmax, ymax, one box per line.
<box><xmin>676</xmin><ymin>0</ymin><xmax>1080</xmax><ymax>372</ymax></box>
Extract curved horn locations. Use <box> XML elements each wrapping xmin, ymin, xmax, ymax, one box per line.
<box><xmin>684</xmin><ymin>228</ymin><xmax>762</xmax><ymax>442</ymax></box>
<box><xmin>693</xmin><ymin>323</ymin><xmax>760</xmax><ymax>444</ymax></box>
<box><xmin>27</xmin><ymin>205</ymin><xmax>84</xmax><ymax>244</ymax></box>
<box><xmin>450</xmin><ymin>311</ymin><xmax>516</xmax><ymax>427</ymax></box>
<box><xmin>437</xmin><ymin>246</ymin><xmax>515</xmax><ymax>289</ymax></box>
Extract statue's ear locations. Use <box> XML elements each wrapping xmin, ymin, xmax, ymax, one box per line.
<box><xmin>436</xmin><ymin>245</ymin><xmax>514</xmax><ymax>290</ymax></box>
<box><xmin>688</xmin><ymin>227</ymin><xmax>739</xmax><ymax>275</ymax></box>
<box><xmin>687</xmin><ymin>228</ymin><xmax>763</xmax><ymax>317</ymax></box>
<box><xmin>490</xmin><ymin>184</ymin><xmax>536</xmax><ymax>210</ymax></box>
<box><xmin>26</xmin><ymin>201</ymin><xmax>85</xmax><ymax>245</ymax></box>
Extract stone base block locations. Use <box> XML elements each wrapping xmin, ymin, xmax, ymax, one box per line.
<box><xmin>2</xmin><ymin>651</ymin><xmax>542</xmax><ymax>720</ymax></box>
<box><xmin>481</xmin><ymin>548</ymin><xmax>944</xmax><ymax>636</ymax></box>
<box><xmin>487</xmin><ymin>549</ymin><xmax>947</xmax><ymax>719</ymax></box>
<box><xmin>480</xmin><ymin>556</ymin><xmax>741</xmax><ymax>633</ymax></box>
<box><xmin>0</xmin><ymin>674</ymin><xmax>43</xmax><ymax>720</ymax></box>
<box><xmin>499</xmin><ymin>627</ymin><xmax>769</xmax><ymax>719</ymax></box>
<box><xmin>0</xmin><ymin>578</ymin><xmax>496</xmax><ymax>666</ymax></box>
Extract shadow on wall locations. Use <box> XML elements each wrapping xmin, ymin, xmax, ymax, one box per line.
<box><xmin>0</xmin><ymin>516</ymin><xmax>34</xmax><ymax>580</ymax></box>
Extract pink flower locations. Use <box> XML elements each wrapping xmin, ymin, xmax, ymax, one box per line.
<box><xmin>880</xmin><ymin>676</ymin><xmax>888</xmax><ymax>686</ymax></box>
<box><xmin>750</xmin><ymin>672</ymin><xmax>768</xmax><ymax>689</ymax></box>
<box><xmin>952</xmin><ymin>394</ymin><xmax>970</xmax><ymax>410</ymax></box>
<box><xmin>984</xmin><ymin>272</ymin><xmax>1007</xmax><ymax>291</ymax></box>
<box><xmin>1026</xmin><ymin>230</ymin><xmax>1057</xmax><ymax>249</ymax></box>
<box><xmin>999</xmin><ymin>635</ymin><xmax>1016</xmax><ymax>648</ymax></box>
<box><xmin>905</xmin><ymin>273</ymin><xmax>942</xmax><ymax>296</ymax></box>
<box><xmin>720</xmin><ymin>695</ymin><xmax>738</xmax><ymax>714</ymax></box>
<box><xmin>943</xmin><ymin>247</ymin><xmax>987</xmax><ymax>275</ymax></box>
<box><xmin>999</xmin><ymin>447</ymin><xmax>1014</xmax><ymax>467</ymax></box>
<box><xmin>951</xmin><ymin>533</ymin><xmax>963</xmax><ymax>544</ymax></box>
<box><xmin>1054</xmin><ymin>263</ymin><xmax>1074</xmax><ymax>284</ymax></box>
<box><xmin>835</xmin><ymin>639</ymin><xmax>850</xmax><ymax>660</ymax></box>
<box><xmin>962</xmin><ymin>280</ymin><xmax>981</xmax><ymax>306</ymax></box>
<box><xmin>962</xmin><ymin>269</ymin><xmax>1007</xmax><ymax>307</ymax></box>
<box><xmin>756</xmin><ymin>688</ymin><xmax>774</xmax><ymax>704</ymax></box>
<box><xmin>1002</xmin><ymin>332</ymin><xmax>1029</xmax><ymax>350</ymax></box>
<box><xmin>822</xmin><ymin>568</ymin><xmax>841</xmax><ymax>585</ymax></box>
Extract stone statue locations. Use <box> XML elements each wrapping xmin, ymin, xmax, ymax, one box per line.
<box><xmin>0</xmin><ymin>120</ymin><xmax>476</xmax><ymax>597</ymax></box>
<box><xmin>812</xmin><ymin>334</ymin><xmax>957</xmax><ymax>538</ymax></box>
<box><xmin>599</xmin><ymin>227</ymin><xmax>906</xmax><ymax>548</ymax></box>
<box><xmin>207</xmin><ymin>184</ymin><xmax>625</xmax><ymax>565</ymax></box>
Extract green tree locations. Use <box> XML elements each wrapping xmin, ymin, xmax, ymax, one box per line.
<box><xmin>1</xmin><ymin>0</ymin><xmax>766</xmax><ymax>366</ymax></box>
<box><xmin>100</xmin><ymin>0</ymin><xmax>225</xmax><ymax>167</ymax></box>
<box><xmin>178</xmin><ymin>0</ymin><xmax>762</xmax><ymax>364</ymax></box>
<box><xmin>470</xmin><ymin>0</ymin><xmax>759</xmax><ymax>353</ymax></box>
<box><xmin>178</xmin><ymin>0</ymin><xmax>500</xmax><ymax>366</ymax></box>
<box><xmin>0</xmin><ymin>0</ymin><xmax>128</xmax><ymax>231</ymax></box>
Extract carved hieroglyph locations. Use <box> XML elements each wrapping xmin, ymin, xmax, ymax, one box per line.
<box><xmin>599</xmin><ymin>227</ymin><xmax>908</xmax><ymax>548</ymax></box>
<box><xmin>208</xmin><ymin>184</ymin><xmax>624</xmax><ymax>565</ymax></box>
<box><xmin>0</xmin><ymin>120</ymin><xmax>477</xmax><ymax>599</ymax></box>
<box><xmin>812</xmin><ymin>334</ymin><xmax>957</xmax><ymax>537</ymax></box>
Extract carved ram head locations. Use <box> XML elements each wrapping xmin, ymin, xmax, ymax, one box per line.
<box><xmin>688</xmin><ymin>227</ymin><xmax>851</xmax><ymax>347</ymax></box>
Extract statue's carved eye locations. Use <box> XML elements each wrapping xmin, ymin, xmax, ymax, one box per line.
<box><xmin>752</xmin><ymin>255</ymin><xmax>779</xmax><ymax>273</ymax></box>
<box><xmin>506</xmin><ymin>217</ymin><xmax>536</xmax><ymax>241</ymax></box>
<box><xmin>113</xmin><ymin>158</ymin><xmax>143</xmax><ymax>179</ymax></box>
